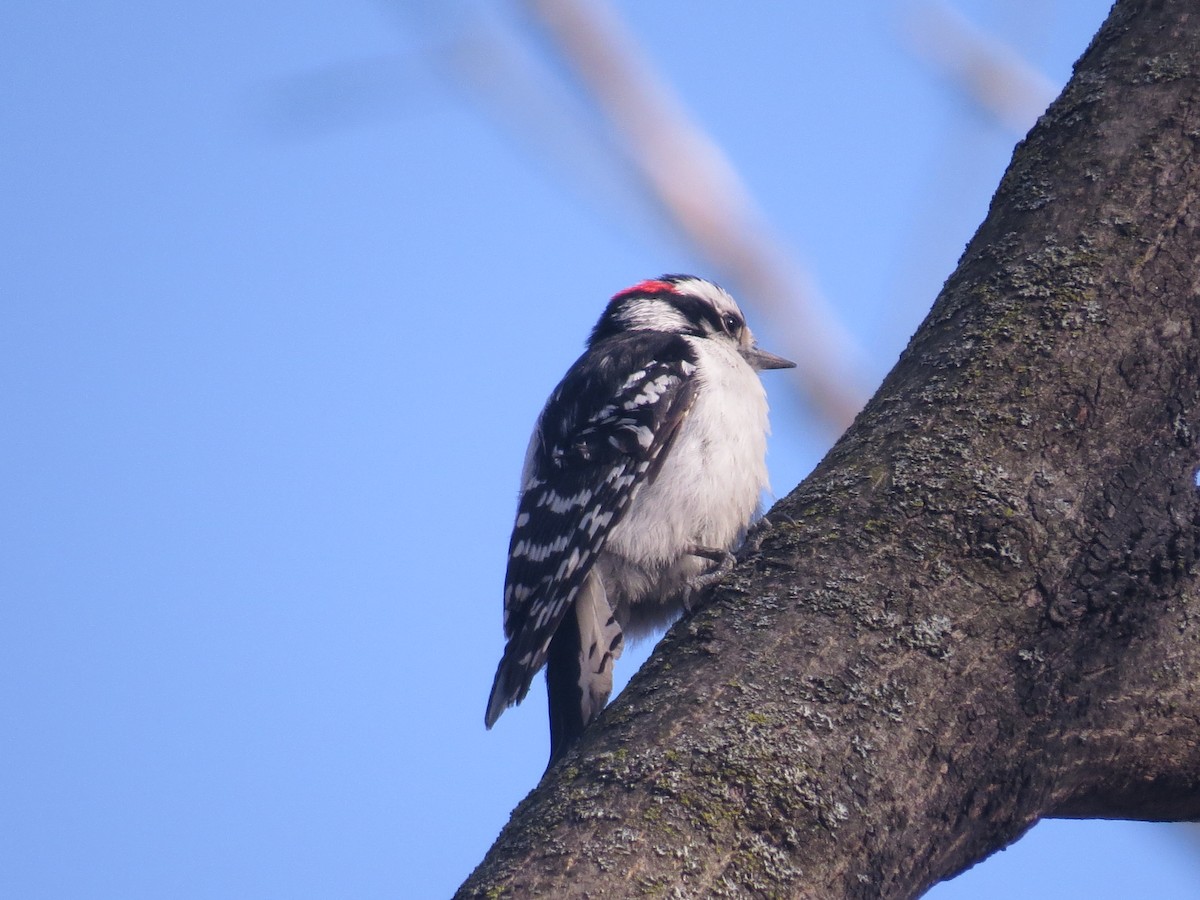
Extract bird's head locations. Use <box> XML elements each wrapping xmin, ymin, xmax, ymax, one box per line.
<box><xmin>590</xmin><ymin>274</ymin><xmax>795</xmax><ymax>371</ymax></box>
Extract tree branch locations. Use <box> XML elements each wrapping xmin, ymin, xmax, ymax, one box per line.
<box><xmin>459</xmin><ymin>0</ymin><xmax>1200</xmax><ymax>895</ymax></box>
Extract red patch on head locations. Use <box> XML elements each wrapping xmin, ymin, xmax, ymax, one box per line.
<box><xmin>612</xmin><ymin>279</ymin><xmax>679</xmax><ymax>301</ymax></box>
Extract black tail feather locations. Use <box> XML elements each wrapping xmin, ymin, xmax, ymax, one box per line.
<box><xmin>545</xmin><ymin>601</ymin><xmax>586</xmax><ymax>767</ymax></box>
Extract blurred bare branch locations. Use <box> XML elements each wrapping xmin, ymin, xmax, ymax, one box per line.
<box><xmin>267</xmin><ymin>1</ymin><xmax>870</xmax><ymax>433</ymax></box>
<box><xmin>903</xmin><ymin>0</ymin><xmax>1058</xmax><ymax>134</ymax></box>
<box><xmin>520</xmin><ymin>0</ymin><xmax>869</xmax><ymax>433</ymax></box>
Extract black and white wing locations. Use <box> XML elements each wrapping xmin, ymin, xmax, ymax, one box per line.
<box><xmin>484</xmin><ymin>333</ymin><xmax>699</xmax><ymax>731</ymax></box>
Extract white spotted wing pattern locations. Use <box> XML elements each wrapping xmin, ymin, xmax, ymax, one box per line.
<box><xmin>484</xmin><ymin>336</ymin><xmax>699</xmax><ymax>729</ymax></box>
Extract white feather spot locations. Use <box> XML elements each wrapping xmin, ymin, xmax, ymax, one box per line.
<box><xmin>555</xmin><ymin>547</ymin><xmax>582</xmax><ymax>581</ymax></box>
<box><xmin>624</xmin><ymin>372</ymin><xmax>677</xmax><ymax>408</ymax></box>
<box><xmin>579</xmin><ymin>509</ymin><xmax>614</xmax><ymax>538</ymax></box>
<box><xmin>539</xmin><ymin>488</ymin><xmax>593</xmax><ymax>513</ymax></box>
<box><xmin>520</xmin><ymin>534</ymin><xmax>571</xmax><ymax>563</ymax></box>
<box><xmin>619</xmin><ymin>369</ymin><xmax>648</xmax><ymax>391</ymax></box>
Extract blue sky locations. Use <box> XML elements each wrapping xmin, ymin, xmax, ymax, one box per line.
<box><xmin>3</xmin><ymin>2</ymin><xmax>1198</xmax><ymax>897</ymax></box>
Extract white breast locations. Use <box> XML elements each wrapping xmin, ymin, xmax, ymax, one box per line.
<box><xmin>605</xmin><ymin>334</ymin><xmax>771</xmax><ymax>579</ymax></box>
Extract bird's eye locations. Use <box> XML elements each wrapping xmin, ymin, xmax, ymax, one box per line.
<box><xmin>722</xmin><ymin>314</ymin><xmax>741</xmax><ymax>333</ymax></box>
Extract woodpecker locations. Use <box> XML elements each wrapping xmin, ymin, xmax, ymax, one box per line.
<box><xmin>485</xmin><ymin>275</ymin><xmax>794</xmax><ymax>764</ymax></box>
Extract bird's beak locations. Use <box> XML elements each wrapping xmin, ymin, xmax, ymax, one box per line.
<box><xmin>741</xmin><ymin>345</ymin><xmax>796</xmax><ymax>371</ymax></box>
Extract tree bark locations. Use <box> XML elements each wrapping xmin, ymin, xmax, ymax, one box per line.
<box><xmin>458</xmin><ymin>0</ymin><xmax>1200</xmax><ymax>896</ymax></box>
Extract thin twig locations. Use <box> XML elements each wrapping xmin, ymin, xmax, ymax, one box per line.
<box><xmin>902</xmin><ymin>0</ymin><xmax>1058</xmax><ymax>134</ymax></box>
<box><xmin>522</xmin><ymin>0</ymin><xmax>869</xmax><ymax>432</ymax></box>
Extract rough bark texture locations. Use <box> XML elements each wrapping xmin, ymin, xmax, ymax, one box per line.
<box><xmin>459</xmin><ymin>0</ymin><xmax>1200</xmax><ymax>896</ymax></box>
